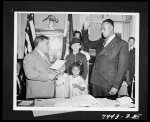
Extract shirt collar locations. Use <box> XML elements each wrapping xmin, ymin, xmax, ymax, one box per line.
<box><xmin>130</xmin><ymin>46</ymin><xmax>134</xmax><ymax>50</ymax></box>
<box><xmin>129</xmin><ymin>46</ymin><xmax>134</xmax><ymax>51</ymax></box>
<box><xmin>104</xmin><ymin>34</ymin><xmax>115</xmax><ymax>47</ymax></box>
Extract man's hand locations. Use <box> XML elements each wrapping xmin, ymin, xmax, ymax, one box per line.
<box><xmin>84</xmin><ymin>21</ymin><xmax>90</xmax><ymax>30</ymax></box>
<box><xmin>109</xmin><ymin>87</ymin><xmax>118</xmax><ymax>95</ymax></box>
<box><xmin>48</xmin><ymin>70</ymin><xmax>58</xmax><ymax>80</ymax></box>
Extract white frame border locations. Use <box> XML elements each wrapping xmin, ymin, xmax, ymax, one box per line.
<box><xmin>13</xmin><ymin>12</ymin><xmax>139</xmax><ymax>112</ymax></box>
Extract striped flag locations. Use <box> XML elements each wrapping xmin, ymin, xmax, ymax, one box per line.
<box><xmin>61</xmin><ymin>14</ymin><xmax>73</xmax><ymax>59</ymax></box>
<box><xmin>68</xmin><ymin>14</ymin><xmax>73</xmax><ymax>44</ymax></box>
<box><xmin>24</xmin><ymin>13</ymin><xmax>36</xmax><ymax>56</ymax></box>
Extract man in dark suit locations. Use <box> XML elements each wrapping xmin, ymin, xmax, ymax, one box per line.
<box><xmin>126</xmin><ymin>37</ymin><xmax>135</xmax><ymax>97</ymax></box>
<box><xmin>82</xmin><ymin>19</ymin><xmax>129</xmax><ymax>99</ymax></box>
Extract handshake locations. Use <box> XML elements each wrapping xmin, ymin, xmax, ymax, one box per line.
<box><xmin>48</xmin><ymin>69</ymin><xmax>59</xmax><ymax>80</ymax></box>
<box><xmin>48</xmin><ymin>59</ymin><xmax>66</xmax><ymax>80</ymax></box>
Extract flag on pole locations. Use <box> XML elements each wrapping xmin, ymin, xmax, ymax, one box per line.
<box><xmin>68</xmin><ymin>14</ymin><xmax>73</xmax><ymax>44</ymax></box>
<box><xmin>61</xmin><ymin>14</ymin><xmax>73</xmax><ymax>59</ymax></box>
<box><xmin>24</xmin><ymin>13</ymin><xmax>36</xmax><ymax>56</ymax></box>
<box><xmin>61</xmin><ymin>14</ymin><xmax>68</xmax><ymax>60</ymax></box>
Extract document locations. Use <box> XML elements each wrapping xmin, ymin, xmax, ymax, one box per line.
<box><xmin>18</xmin><ymin>100</ymin><xmax>33</xmax><ymax>106</ymax></box>
<box><xmin>34</xmin><ymin>99</ymin><xmax>56</xmax><ymax>107</ymax></box>
<box><xmin>32</xmin><ymin>111</ymin><xmax>71</xmax><ymax>117</ymax></box>
<box><xmin>96</xmin><ymin>98</ymin><xmax>119</xmax><ymax>107</ymax></box>
<box><xmin>50</xmin><ymin>59</ymin><xmax>66</xmax><ymax>70</ymax></box>
<box><xmin>116</xmin><ymin>96</ymin><xmax>133</xmax><ymax>105</ymax></box>
<box><xmin>54</xmin><ymin>94</ymin><xmax>103</xmax><ymax>107</ymax></box>
<box><xmin>71</xmin><ymin>94</ymin><xmax>103</xmax><ymax>107</ymax></box>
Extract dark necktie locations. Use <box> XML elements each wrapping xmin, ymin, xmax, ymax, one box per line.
<box><xmin>102</xmin><ymin>39</ymin><xmax>107</xmax><ymax>50</ymax></box>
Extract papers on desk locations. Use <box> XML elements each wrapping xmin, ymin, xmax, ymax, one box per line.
<box><xmin>50</xmin><ymin>59</ymin><xmax>66</xmax><ymax>70</ymax></box>
<box><xmin>32</xmin><ymin>95</ymin><xmax>134</xmax><ymax>108</ymax></box>
<box><xmin>96</xmin><ymin>98</ymin><xmax>119</xmax><ymax>107</ymax></box>
<box><xmin>71</xmin><ymin>94</ymin><xmax>103</xmax><ymax>107</ymax></box>
<box><xmin>95</xmin><ymin>97</ymin><xmax>135</xmax><ymax>108</ymax></box>
<box><xmin>34</xmin><ymin>98</ymin><xmax>66</xmax><ymax>107</ymax></box>
<box><xmin>116</xmin><ymin>96</ymin><xmax>133</xmax><ymax>105</ymax></box>
<box><xmin>118</xmin><ymin>102</ymin><xmax>135</xmax><ymax>108</ymax></box>
<box><xmin>34</xmin><ymin>99</ymin><xmax>55</xmax><ymax>107</ymax></box>
<box><xmin>54</xmin><ymin>94</ymin><xmax>103</xmax><ymax>107</ymax></box>
<box><xmin>116</xmin><ymin>96</ymin><xmax>135</xmax><ymax>108</ymax></box>
<box><xmin>18</xmin><ymin>100</ymin><xmax>33</xmax><ymax>106</ymax></box>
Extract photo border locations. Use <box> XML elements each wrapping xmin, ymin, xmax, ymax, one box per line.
<box><xmin>13</xmin><ymin>11</ymin><xmax>139</xmax><ymax>112</ymax></box>
<box><xmin>3</xmin><ymin>1</ymin><xmax>148</xmax><ymax>120</ymax></box>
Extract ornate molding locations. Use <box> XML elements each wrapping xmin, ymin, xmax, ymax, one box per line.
<box><xmin>35</xmin><ymin>28</ymin><xmax>64</xmax><ymax>37</ymax></box>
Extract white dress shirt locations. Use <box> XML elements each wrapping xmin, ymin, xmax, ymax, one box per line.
<box><xmin>104</xmin><ymin>34</ymin><xmax>116</xmax><ymax>47</ymax></box>
<box><xmin>129</xmin><ymin>46</ymin><xmax>134</xmax><ymax>51</ymax></box>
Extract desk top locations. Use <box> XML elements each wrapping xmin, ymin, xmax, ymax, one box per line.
<box><xmin>17</xmin><ymin>94</ymin><xmax>135</xmax><ymax>108</ymax></box>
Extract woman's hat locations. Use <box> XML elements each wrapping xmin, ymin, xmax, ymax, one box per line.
<box><xmin>69</xmin><ymin>38</ymin><xmax>82</xmax><ymax>46</ymax></box>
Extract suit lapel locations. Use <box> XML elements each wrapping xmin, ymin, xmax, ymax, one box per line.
<box><xmin>98</xmin><ymin>36</ymin><xmax>118</xmax><ymax>56</ymax></box>
<box><xmin>33</xmin><ymin>50</ymin><xmax>51</xmax><ymax>69</ymax></box>
<box><xmin>45</xmin><ymin>54</ymin><xmax>52</xmax><ymax>66</ymax></box>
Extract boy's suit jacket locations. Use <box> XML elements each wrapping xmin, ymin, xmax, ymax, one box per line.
<box><xmin>23</xmin><ymin>49</ymin><xmax>54</xmax><ymax>99</ymax></box>
<box><xmin>82</xmin><ymin>30</ymin><xmax>129</xmax><ymax>90</ymax></box>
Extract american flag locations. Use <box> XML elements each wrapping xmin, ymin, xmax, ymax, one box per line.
<box><xmin>24</xmin><ymin>13</ymin><xmax>36</xmax><ymax>56</ymax></box>
<box><xmin>61</xmin><ymin>14</ymin><xmax>73</xmax><ymax>59</ymax></box>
